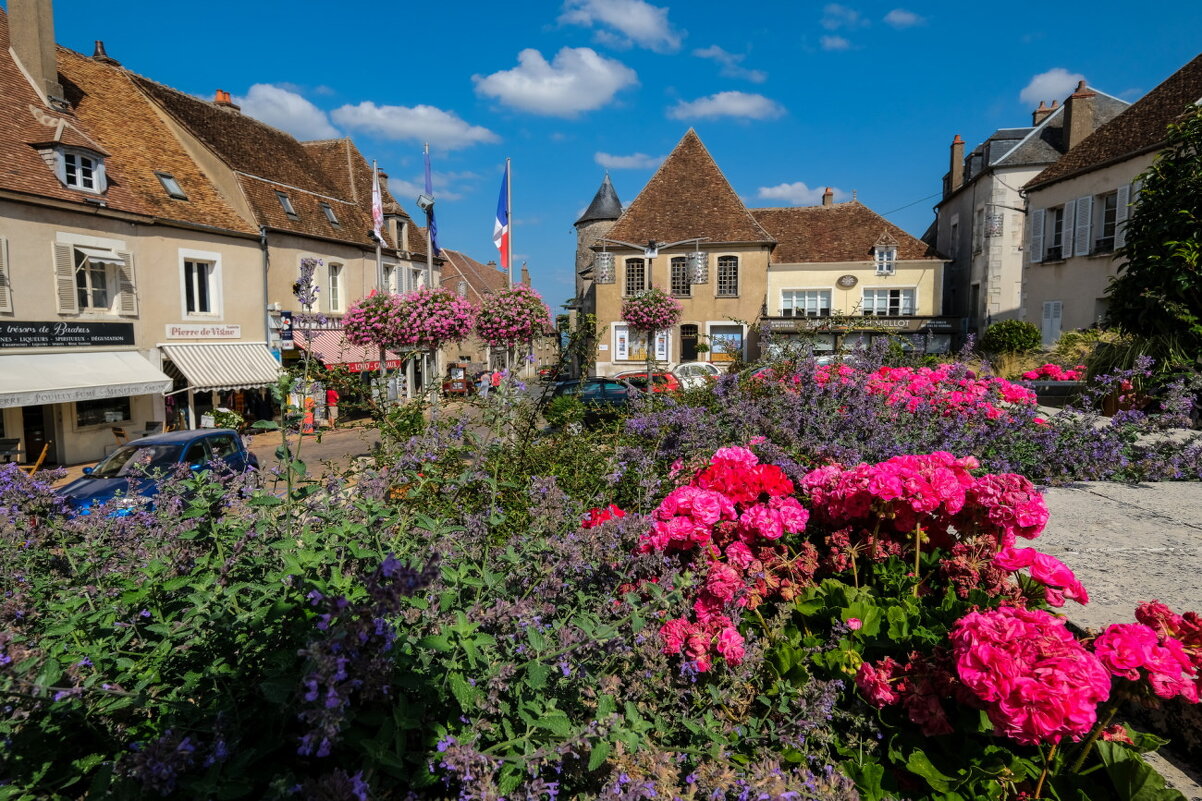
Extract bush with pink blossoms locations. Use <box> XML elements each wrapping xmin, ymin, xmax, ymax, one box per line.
<box><xmin>1023</xmin><ymin>363</ymin><xmax>1087</xmax><ymax>381</ymax></box>
<box><xmin>474</xmin><ymin>284</ymin><xmax>552</xmax><ymax>347</ymax></box>
<box><xmin>621</xmin><ymin>286</ymin><xmax>683</xmax><ymax>332</ymax></box>
<box><xmin>343</xmin><ymin>291</ymin><xmax>407</xmax><ymax>349</ymax></box>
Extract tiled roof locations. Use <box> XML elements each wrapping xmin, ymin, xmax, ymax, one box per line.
<box><xmin>1000</xmin><ymin>93</ymin><xmax>1128</xmax><ymax>169</ymax></box>
<box><xmin>606</xmin><ymin>129</ymin><xmax>775</xmax><ymax>246</ymax></box>
<box><xmin>751</xmin><ymin>202</ymin><xmax>942</xmax><ymax>264</ymax></box>
<box><xmin>576</xmin><ymin>173</ymin><xmax>622</xmax><ymax>225</ymax></box>
<box><xmin>1026</xmin><ymin>54</ymin><xmax>1202</xmax><ymax>190</ymax></box>
<box><xmin>439</xmin><ymin>248</ymin><xmax>507</xmax><ymax>302</ymax></box>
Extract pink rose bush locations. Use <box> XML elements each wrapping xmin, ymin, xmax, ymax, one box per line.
<box><xmin>621</xmin><ymin>287</ymin><xmax>683</xmax><ymax>332</ymax></box>
<box><xmin>474</xmin><ymin>284</ymin><xmax>552</xmax><ymax>347</ymax></box>
<box><xmin>1022</xmin><ymin>363</ymin><xmax>1086</xmax><ymax>381</ymax></box>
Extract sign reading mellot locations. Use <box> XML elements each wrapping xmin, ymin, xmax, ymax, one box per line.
<box><xmin>0</xmin><ymin>321</ymin><xmax>135</xmax><ymax>348</ymax></box>
<box><xmin>165</xmin><ymin>323</ymin><xmax>242</xmax><ymax>339</ymax></box>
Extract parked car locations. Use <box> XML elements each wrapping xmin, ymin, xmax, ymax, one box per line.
<box><xmin>55</xmin><ymin>429</ymin><xmax>258</xmax><ymax>514</ymax></box>
<box><xmin>613</xmin><ymin>370</ymin><xmax>682</xmax><ymax>393</ymax></box>
<box><xmin>670</xmin><ymin>362</ymin><xmax>723</xmax><ymax>389</ymax></box>
<box><xmin>538</xmin><ymin>365</ymin><xmax>565</xmax><ymax>382</ymax></box>
<box><xmin>550</xmin><ymin>378</ymin><xmax>638</xmax><ymax>425</ymax></box>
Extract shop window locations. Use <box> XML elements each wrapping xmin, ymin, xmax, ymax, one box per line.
<box><xmin>76</xmin><ymin>396</ymin><xmax>132</xmax><ymax>428</ymax></box>
<box><xmin>781</xmin><ymin>289</ymin><xmax>831</xmax><ymax>317</ymax></box>
<box><xmin>862</xmin><ymin>288</ymin><xmax>916</xmax><ymax>316</ymax></box>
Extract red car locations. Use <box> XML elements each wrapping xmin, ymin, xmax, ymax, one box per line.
<box><xmin>613</xmin><ymin>371</ymin><xmax>681</xmax><ymax>393</ymax></box>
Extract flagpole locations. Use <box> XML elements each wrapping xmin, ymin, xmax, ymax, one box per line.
<box><xmin>372</xmin><ymin>160</ymin><xmax>383</xmax><ymax>291</ymax></box>
<box><xmin>424</xmin><ymin>143</ymin><xmax>434</xmax><ymax>288</ymax></box>
<box><xmin>506</xmin><ymin>158</ymin><xmax>513</xmax><ymax>288</ymax></box>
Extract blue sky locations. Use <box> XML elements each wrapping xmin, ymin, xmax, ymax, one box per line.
<box><xmin>37</xmin><ymin>0</ymin><xmax>1202</xmax><ymax>308</ymax></box>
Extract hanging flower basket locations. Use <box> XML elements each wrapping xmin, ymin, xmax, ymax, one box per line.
<box><xmin>621</xmin><ymin>287</ymin><xmax>682</xmax><ymax>332</ymax></box>
<box><xmin>475</xmin><ymin>285</ymin><xmax>552</xmax><ymax>348</ymax></box>
<box><xmin>344</xmin><ymin>288</ymin><xmax>475</xmax><ymax>352</ymax></box>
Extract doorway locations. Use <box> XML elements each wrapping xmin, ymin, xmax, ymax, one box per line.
<box><xmin>22</xmin><ymin>405</ymin><xmax>53</xmax><ymax>465</ymax></box>
<box><xmin>680</xmin><ymin>324</ymin><xmax>699</xmax><ymax>362</ymax></box>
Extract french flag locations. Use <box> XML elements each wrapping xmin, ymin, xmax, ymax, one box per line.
<box><xmin>493</xmin><ymin>166</ymin><xmax>510</xmax><ymax>270</ymax></box>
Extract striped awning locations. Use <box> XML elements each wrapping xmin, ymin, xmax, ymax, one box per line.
<box><xmin>159</xmin><ymin>342</ymin><xmax>281</xmax><ymax>392</ymax></box>
<box><xmin>293</xmin><ymin>330</ymin><xmax>405</xmax><ymax>372</ymax></box>
<box><xmin>0</xmin><ymin>351</ymin><xmax>172</xmax><ymax>408</ymax></box>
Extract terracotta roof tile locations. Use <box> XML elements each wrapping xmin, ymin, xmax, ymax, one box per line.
<box><xmin>606</xmin><ymin>129</ymin><xmax>775</xmax><ymax>246</ymax></box>
<box><xmin>1026</xmin><ymin>54</ymin><xmax>1202</xmax><ymax>190</ymax></box>
<box><xmin>751</xmin><ymin>202</ymin><xmax>942</xmax><ymax>263</ymax></box>
<box><xmin>439</xmin><ymin>248</ymin><xmax>507</xmax><ymax>302</ymax></box>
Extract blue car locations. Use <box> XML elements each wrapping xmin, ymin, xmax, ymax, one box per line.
<box><xmin>56</xmin><ymin>429</ymin><xmax>258</xmax><ymax>514</ymax></box>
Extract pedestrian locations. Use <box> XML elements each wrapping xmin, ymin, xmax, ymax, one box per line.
<box><xmin>325</xmin><ymin>387</ymin><xmax>340</xmax><ymax>429</ymax></box>
<box><xmin>477</xmin><ymin>371</ymin><xmax>490</xmax><ymax>398</ymax></box>
<box><xmin>491</xmin><ymin>370</ymin><xmax>503</xmax><ymax>389</ymax></box>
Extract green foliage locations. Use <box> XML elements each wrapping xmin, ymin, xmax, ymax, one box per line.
<box><xmin>543</xmin><ymin>394</ymin><xmax>585</xmax><ymax>428</ymax></box>
<box><xmin>979</xmin><ymin>319</ymin><xmax>1042</xmax><ymax>354</ymax></box>
<box><xmin>210</xmin><ymin>408</ymin><xmax>244</xmax><ymax>430</ymax></box>
<box><xmin>1107</xmin><ymin>105</ymin><xmax>1202</xmax><ymax>371</ymax></box>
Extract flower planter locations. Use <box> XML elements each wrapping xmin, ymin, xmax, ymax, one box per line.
<box><xmin>1030</xmin><ymin>379</ymin><xmax>1086</xmax><ymax>409</ymax></box>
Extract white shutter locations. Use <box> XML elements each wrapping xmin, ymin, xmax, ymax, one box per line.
<box><xmin>1062</xmin><ymin>199</ymin><xmax>1076</xmax><ymax>255</ymax></box>
<box><xmin>615</xmin><ymin>324</ymin><xmax>629</xmax><ymax>360</ymax></box>
<box><xmin>1028</xmin><ymin>208</ymin><xmax>1045</xmax><ymax>263</ymax></box>
<box><xmin>1041</xmin><ymin>300</ymin><xmax>1062</xmax><ymax>346</ymax></box>
<box><xmin>116</xmin><ymin>250</ymin><xmax>138</xmax><ymax>316</ymax></box>
<box><xmin>53</xmin><ymin>242</ymin><xmax>79</xmax><ymax>314</ymax></box>
<box><xmin>1074</xmin><ymin>195</ymin><xmax>1093</xmax><ymax>256</ymax></box>
<box><xmin>0</xmin><ymin>237</ymin><xmax>12</xmax><ymax>313</ymax></box>
<box><xmin>1115</xmin><ymin>184</ymin><xmax>1131</xmax><ymax>249</ymax></box>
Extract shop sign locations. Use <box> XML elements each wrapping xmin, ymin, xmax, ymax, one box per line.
<box><xmin>0</xmin><ymin>320</ymin><xmax>135</xmax><ymax>348</ymax></box>
<box><xmin>165</xmin><ymin>323</ymin><xmax>242</xmax><ymax>339</ymax></box>
<box><xmin>336</xmin><ymin>360</ymin><xmax>404</xmax><ymax>373</ymax></box>
<box><xmin>768</xmin><ymin>316</ymin><xmax>962</xmax><ymax>334</ymax></box>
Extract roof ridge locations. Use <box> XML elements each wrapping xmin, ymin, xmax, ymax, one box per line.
<box><xmin>685</xmin><ymin>130</ymin><xmax>775</xmax><ymax>242</ymax></box>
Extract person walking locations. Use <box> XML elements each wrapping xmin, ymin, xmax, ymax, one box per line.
<box><xmin>477</xmin><ymin>371</ymin><xmax>491</xmax><ymax>398</ymax></box>
<box><xmin>325</xmin><ymin>387</ymin><xmax>340</xmax><ymax>429</ymax></box>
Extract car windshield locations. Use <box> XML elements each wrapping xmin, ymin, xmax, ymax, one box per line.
<box><xmin>90</xmin><ymin>443</ymin><xmax>183</xmax><ymax>478</ymax></box>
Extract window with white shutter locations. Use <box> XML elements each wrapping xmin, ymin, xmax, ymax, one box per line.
<box><xmin>1115</xmin><ymin>184</ymin><xmax>1131</xmax><ymax>249</ymax></box>
<box><xmin>1028</xmin><ymin>208</ymin><xmax>1045</xmax><ymax>263</ymax></box>
<box><xmin>1041</xmin><ymin>300</ymin><xmax>1062</xmax><ymax>346</ymax></box>
<box><xmin>1063</xmin><ymin>199</ymin><xmax>1076</xmax><ymax>256</ymax></box>
<box><xmin>116</xmin><ymin>251</ymin><xmax>138</xmax><ymax>316</ymax></box>
<box><xmin>53</xmin><ymin>242</ymin><xmax>79</xmax><ymax>314</ymax></box>
<box><xmin>1074</xmin><ymin>195</ymin><xmax>1093</xmax><ymax>256</ymax></box>
<box><xmin>0</xmin><ymin>237</ymin><xmax>12</xmax><ymax>313</ymax></box>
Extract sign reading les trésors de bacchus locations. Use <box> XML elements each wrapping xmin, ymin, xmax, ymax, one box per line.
<box><xmin>0</xmin><ymin>321</ymin><xmax>135</xmax><ymax>348</ymax></box>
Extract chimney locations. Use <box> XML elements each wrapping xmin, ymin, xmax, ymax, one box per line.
<box><xmin>1063</xmin><ymin>81</ymin><xmax>1096</xmax><ymax>151</ymax></box>
<box><xmin>822</xmin><ymin>187</ymin><xmax>834</xmax><ymax>206</ymax></box>
<box><xmin>91</xmin><ymin>40</ymin><xmax>120</xmax><ymax>66</ymax></box>
<box><xmin>213</xmin><ymin>89</ymin><xmax>241</xmax><ymax>111</ymax></box>
<box><xmin>949</xmin><ymin>134</ymin><xmax>965</xmax><ymax>193</ymax></box>
<box><xmin>8</xmin><ymin>0</ymin><xmax>65</xmax><ymax>105</ymax></box>
<box><xmin>521</xmin><ymin>262</ymin><xmax>531</xmax><ymax>286</ymax></box>
<box><xmin>1031</xmin><ymin>100</ymin><xmax>1055</xmax><ymax>126</ymax></box>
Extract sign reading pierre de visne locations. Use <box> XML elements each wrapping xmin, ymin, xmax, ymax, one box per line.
<box><xmin>0</xmin><ymin>321</ymin><xmax>135</xmax><ymax>348</ymax></box>
<box><xmin>165</xmin><ymin>323</ymin><xmax>241</xmax><ymax>339</ymax></box>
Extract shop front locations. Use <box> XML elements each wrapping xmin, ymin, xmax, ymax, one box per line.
<box><xmin>158</xmin><ymin>342</ymin><xmax>282</xmax><ymax>430</ymax></box>
<box><xmin>763</xmin><ymin>316</ymin><xmax>965</xmax><ymax>357</ymax></box>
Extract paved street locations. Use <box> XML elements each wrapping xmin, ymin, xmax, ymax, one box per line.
<box><xmin>246</xmin><ymin>424</ymin><xmax>381</xmax><ymax>480</ymax></box>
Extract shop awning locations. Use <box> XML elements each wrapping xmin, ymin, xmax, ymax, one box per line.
<box><xmin>159</xmin><ymin>342</ymin><xmax>281</xmax><ymax>392</ymax></box>
<box><xmin>75</xmin><ymin>245</ymin><xmax>125</xmax><ymax>266</ymax></box>
<box><xmin>0</xmin><ymin>351</ymin><xmax>172</xmax><ymax>408</ymax></box>
<box><xmin>294</xmin><ymin>331</ymin><xmax>405</xmax><ymax>372</ymax></box>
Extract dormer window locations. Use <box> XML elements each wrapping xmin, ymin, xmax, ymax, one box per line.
<box><xmin>320</xmin><ymin>202</ymin><xmax>339</xmax><ymax>226</ymax></box>
<box><xmin>276</xmin><ymin>191</ymin><xmax>298</xmax><ymax>219</ymax></box>
<box><xmin>156</xmin><ymin>172</ymin><xmax>188</xmax><ymax>200</ymax></box>
<box><xmin>874</xmin><ymin>246</ymin><xmax>897</xmax><ymax>275</ymax></box>
<box><xmin>57</xmin><ymin>148</ymin><xmax>106</xmax><ymax>193</ymax></box>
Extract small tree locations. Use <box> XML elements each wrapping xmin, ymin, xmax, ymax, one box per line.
<box><xmin>979</xmin><ymin>319</ymin><xmax>1041</xmax><ymax>354</ymax></box>
<box><xmin>1105</xmin><ymin>105</ymin><xmax>1202</xmax><ymax>371</ymax></box>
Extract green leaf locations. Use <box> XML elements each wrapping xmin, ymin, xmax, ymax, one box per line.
<box><xmin>845</xmin><ymin>761</ymin><xmax>888</xmax><ymax>801</ymax></box>
<box><xmin>906</xmin><ymin>749</ymin><xmax>956</xmax><ymax>793</ymax></box>
<box><xmin>448</xmin><ymin>672</ymin><xmax>479</xmax><ymax>711</ymax></box>
<box><xmin>588</xmin><ymin>740</ymin><xmax>612</xmax><ymax>772</ymax></box>
<box><xmin>1096</xmin><ymin>741</ymin><xmax>1186</xmax><ymax>801</ymax></box>
<box><xmin>538</xmin><ymin>710</ymin><xmax>572</xmax><ymax>737</ymax></box>
<box><xmin>416</xmin><ymin>634</ymin><xmax>453</xmax><ymax>652</ymax></box>
<box><xmin>525</xmin><ymin>662</ymin><xmax>550</xmax><ymax>690</ymax></box>
<box><xmin>252</xmin><ymin>419</ymin><xmax>280</xmax><ymax>430</ymax></box>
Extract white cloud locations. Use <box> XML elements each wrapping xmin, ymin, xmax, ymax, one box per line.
<box><xmin>595</xmin><ymin>151</ymin><xmax>665</xmax><ymax>169</ymax></box>
<box><xmin>667</xmin><ymin>91</ymin><xmax>785</xmax><ymax>121</ymax></box>
<box><xmin>559</xmin><ymin>0</ymin><xmax>683</xmax><ymax>52</ymax></box>
<box><xmin>473</xmin><ymin>47</ymin><xmax>638</xmax><ymax>117</ymax></box>
<box><xmin>821</xmin><ymin>4</ymin><xmax>868</xmax><ymax>30</ymax></box>
<box><xmin>883</xmin><ymin>8</ymin><xmax>924</xmax><ymax>27</ymax></box>
<box><xmin>693</xmin><ymin>45</ymin><xmax>767</xmax><ymax>83</ymax></box>
<box><xmin>385</xmin><ymin>169</ymin><xmax>476</xmax><ymax>203</ymax></box>
<box><xmin>234</xmin><ymin>84</ymin><xmax>339</xmax><ymax>140</ymax></box>
<box><xmin>820</xmin><ymin>35</ymin><xmax>852</xmax><ymax>51</ymax></box>
<box><xmin>757</xmin><ymin>182</ymin><xmax>844</xmax><ymax>206</ymax></box>
<box><xmin>330</xmin><ymin>103</ymin><xmax>497</xmax><ymax>150</ymax></box>
<box><xmin>1019</xmin><ymin>67</ymin><xmax>1086</xmax><ymax>106</ymax></box>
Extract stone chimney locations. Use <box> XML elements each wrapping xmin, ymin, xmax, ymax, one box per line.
<box><xmin>91</xmin><ymin>40</ymin><xmax>120</xmax><ymax>66</ymax></box>
<box><xmin>213</xmin><ymin>89</ymin><xmax>241</xmax><ymax>112</ymax></box>
<box><xmin>1063</xmin><ymin>81</ymin><xmax>1096</xmax><ymax>151</ymax></box>
<box><xmin>8</xmin><ymin>0</ymin><xmax>65</xmax><ymax>105</ymax></box>
<box><xmin>520</xmin><ymin>263</ymin><xmax>531</xmax><ymax>286</ymax></box>
<box><xmin>949</xmin><ymin>135</ymin><xmax>965</xmax><ymax>193</ymax></box>
<box><xmin>822</xmin><ymin>187</ymin><xmax>834</xmax><ymax>206</ymax></box>
<box><xmin>1031</xmin><ymin>99</ymin><xmax>1058</xmax><ymax>127</ymax></box>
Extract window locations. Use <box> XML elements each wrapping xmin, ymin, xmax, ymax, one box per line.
<box><xmin>276</xmin><ymin>191</ymin><xmax>298</xmax><ymax>219</ymax></box>
<box><xmin>1094</xmin><ymin>191</ymin><xmax>1118</xmax><ymax>253</ymax></box>
<box><xmin>670</xmin><ymin>257</ymin><xmax>691</xmax><ymax>297</ymax></box>
<box><xmin>716</xmin><ymin>256</ymin><xmax>738</xmax><ymax>296</ymax></box>
<box><xmin>973</xmin><ymin>207</ymin><xmax>984</xmax><ymax>251</ymax></box>
<box><xmin>949</xmin><ymin>219</ymin><xmax>959</xmax><ymax>258</ymax></box>
<box><xmin>75</xmin><ymin>249</ymin><xmax>111</xmax><ymax>310</ymax></box>
<box><xmin>862</xmin><ymin>288</ymin><xmax>916</xmax><ymax>316</ymax></box>
<box><xmin>75</xmin><ymin>396</ymin><xmax>131</xmax><ymax>428</ymax></box>
<box><xmin>781</xmin><ymin>289</ymin><xmax>831</xmax><ymax>318</ymax></box>
<box><xmin>327</xmin><ymin>263</ymin><xmax>343</xmax><ymax>312</ymax></box>
<box><xmin>320</xmin><ymin>202</ymin><xmax>339</xmax><ymax>226</ymax></box>
<box><xmin>59</xmin><ymin>149</ymin><xmax>105</xmax><ymax>192</ymax></box>
<box><xmin>1045</xmin><ymin>206</ymin><xmax>1065</xmax><ymax>260</ymax></box>
<box><xmin>382</xmin><ymin>264</ymin><xmax>398</xmax><ymax>293</ymax></box>
<box><xmin>155</xmin><ymin>172</ymin><xmax>188</xmax><ymax>200</ymax></box>
<box><xmin>873</xmin><ymin>246</ymin><xmax>897</xmax><ymax>275</ymax></box>
<box><xmin>183</xmin><ymin>260</ymin><xmax>215</xmax><ymax>314</ymax></box>
<box><xmin>208</xmin><ymin>434</ymin><xmax>238</xmax><ymax>460</ymax></box>
<box><xmin>624</xmin><ymin>258</ymin><xmax>645</xmax><ymax>296</ymax></box>
<box><xmin>613</xmin><ymin>324</ymin><xmax>669</xmax><ymax>361</ymax></box>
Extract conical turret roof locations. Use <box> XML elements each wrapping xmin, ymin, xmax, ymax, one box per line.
<box><xmin>575</xmin><ymin>173</ymin><xmax>623</xmax><ymax>225</ymax></box>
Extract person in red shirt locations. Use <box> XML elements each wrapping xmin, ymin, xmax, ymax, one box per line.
<box><xmin>325</xmin><ymin>388</ymin><xmax>340</xmax><ymax>429</ymax></box>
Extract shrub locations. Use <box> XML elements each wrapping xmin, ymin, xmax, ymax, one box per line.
<box><xmin>543</xmin><ymin>394</ymin><xmax>585</xmax><ymax>428</ymax></box>
<box><xmin>979</xmin><ymin>319</ymin><xmax>1041</xmax><ymax>354</ymax></box>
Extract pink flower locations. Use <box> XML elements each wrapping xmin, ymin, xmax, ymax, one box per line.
<box><xmin>993</xmin><ymin>546</ymin><xmax>1089</xmax><ymax>606</ymax></box>
<box><xmin>715</xmin><ymin>626</ymin><xmax>745</xmax><ymax>665</ymax></box>
<box><xmin>704</xmin><ymin>562</ymin><xmax>744</xmax><ymax>603</ymax></box>
<box><xmin>659</xmin><ymin>618</ymin><xmax>692</xmax><ymax>654</ymax></box>
<box><xmin>1093</xmin><ymin>624</ymin><xmax>1161</xmax><ymax>680</ymax></box>
<box><xmin>846</xmin><ymin>617</ymin><xmax>863</xmax><ymax>630</ymax></box>
<box><xmin>855</xmin><ymin>657</ymin><xmax>900</xmax><ymax>707</ymax></box>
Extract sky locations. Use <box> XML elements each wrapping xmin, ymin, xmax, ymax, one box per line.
<box><xmin>31</xmin><ymin>0</ymin><xmax>1202</xmax><ymax>309</ymax></box>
